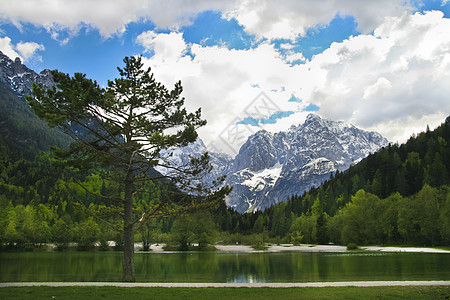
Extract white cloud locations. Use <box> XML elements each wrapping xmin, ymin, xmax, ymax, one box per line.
<box><xmin>0</xmin><ymin>36</ymin><xmax>44</xmax><ymax>62</ymax></box>
<box><xmin>15</xmin><ymin>41</ymin><xmax>44</xmax><ymax>61</ymax></box>
<box><xmin>0</xmin><ymin>36</ymin><xmax>21</xmax><ymax>60</ymax></box>
<box><xmin>0</xmin><ymin>0</ymin><xmax>236</xmax><ymax>38</ymax></box>
<box><xmin>2</xmin><ymin>1</ymin><xmax>448</xmax><ymax>154</ymax></box>
<box><xmin>224</xmin><ymin>0</ymin><xmax>411</xmax><ymax>40</ymax></box>
<box><xmin>1</xmin><ymin>0</ymin><xmax>413</xmax><ymax>41</ymax></box>
<box><xmin>137</xmin><ymin>31</ymin><xmax>186</xmax><ymax>61</ymax></box>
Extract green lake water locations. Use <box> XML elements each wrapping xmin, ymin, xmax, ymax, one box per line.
<box><xmin>1</xmin><ymin>251</ymin><xmax>449</xmax><ymax>283</ymax></box>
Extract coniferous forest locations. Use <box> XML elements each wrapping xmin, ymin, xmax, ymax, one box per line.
<box><xmin>1</xmin><ymin>77</ymin><xmax>450</xmax><ymax>250</ymax></box>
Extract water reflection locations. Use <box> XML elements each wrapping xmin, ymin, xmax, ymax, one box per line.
<box><xmin>228</xmin><ymin>274</ymin><xmax>266</xmax><ymax>283</ymax></box>
<box><xmin>0</xmin><ymin>251</ymin><xmax>449</xmax><ymax>283</ymax></box>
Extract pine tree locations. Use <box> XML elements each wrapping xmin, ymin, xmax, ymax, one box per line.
<box><xmin>27</xmin><ymin>56</ymin><xmax>231</xmax><ymax>282</ymax></box>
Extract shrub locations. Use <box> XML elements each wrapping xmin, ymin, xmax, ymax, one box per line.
<box><xmin>347</xmin><ymin>242</ymin><xmax>358</xmax><ymax>250</ymax></box>
<box><xmin>291</xmin><ymin>231</ymin><xmax>303</xmax><ymax>246</ymax></box>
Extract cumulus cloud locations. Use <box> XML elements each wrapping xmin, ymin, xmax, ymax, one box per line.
<box><xmin>0</xmin><ymin>36</ymin><xmax>21</xmax><ymax>59</ymax></box>
<box><xmin>1</xmin><ymin>0</ymin><xmax>413</xmax><ymax>41</ymax></box>
<box><xmin>15</xmin><ymin>41</ymin><xmax>45</xmax><ymax>61</ymax></box>
<box><xmin>302</xmin><ymin>10</ymin><xmax>450</xmax><ymax>143</ymax></box>
<box><xmin>0</xmin><ymin>36</ymin><xmax>44</xmax><ymax>62</ymax></box>
<box><xmin>0</xmin><ymin>0</ymin><xmax>235</xmax><ymax>38</ymax></box>
<box><xmin>137</xmin><ymin>31</ymin><xmax>186</xmax><ymax>61</ymax></box>
<box><xmin>224</xmin><ymin>0</ymin><xmax>411</xmax><ymax>40</ymax></box>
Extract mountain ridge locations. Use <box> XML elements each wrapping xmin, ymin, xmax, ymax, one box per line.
<box><xmin>159</xmin><ymin>113</ymin><xmax>388</xmax><ymax>213</ymax></box>
<box><xmin>226</xmin><ymin>113</ymin><xmax>388</xmax><ymax>212</ymax></box>
<box><xmin>0</xmin><ymin>51</ymin><xmax>54</xmax><ymax>99</ymax></box>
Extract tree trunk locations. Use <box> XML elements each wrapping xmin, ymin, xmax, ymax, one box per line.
<box><xmin>122</xmin><ymin>178</ymin><xmax>135</xmax><ymax>282</ymax></box>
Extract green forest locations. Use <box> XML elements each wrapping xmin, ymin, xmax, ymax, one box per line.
<box><xmin>1</xmin><ymin>77</ymin><xmax>450</xmax><ymax>251</ymax></box>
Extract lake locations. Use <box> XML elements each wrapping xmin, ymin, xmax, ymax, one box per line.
<box><xmin>1</xmin><ymin>251</ymin><xmax>449</xmax><ymax>282</ymax></box>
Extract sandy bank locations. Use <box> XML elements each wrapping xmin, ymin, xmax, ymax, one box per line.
<box><xmin>214</xmin><ymin>244</ymin><xmax>348</xmax><ymax>253</ymax></box>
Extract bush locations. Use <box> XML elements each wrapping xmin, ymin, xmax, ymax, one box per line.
<box><xmin>347</xmin><ymin>242</ymin><xmax>359</xmax><ymax>250</ymax></box>
<box><xmin>291</xmin><ymin>231</ymin><xmax>303</xmax><ymax>246</ymax></box>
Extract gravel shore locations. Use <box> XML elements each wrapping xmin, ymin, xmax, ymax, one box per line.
<box><xmin>212</xmin><ymin>244</ymin><xmax>450</xmax><ymax>253</ymax></box>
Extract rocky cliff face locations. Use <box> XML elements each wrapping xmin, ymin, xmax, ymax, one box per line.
<box><xmin>0</xmin><ymin>51</ymin><xmax>54</xmax><ymax>98</ymax></box>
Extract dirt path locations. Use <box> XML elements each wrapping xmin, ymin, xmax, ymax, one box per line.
<box><xmin>1</xmin><ymin>281</ymin><xmax>449</xmax><ymax>288</ymax></box>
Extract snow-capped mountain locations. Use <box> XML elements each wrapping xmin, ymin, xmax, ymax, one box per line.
<box><xmin>226</xmin><ymin>114</ymin><xmax>388</xmax><ymax>212</ymax></box>
<box><xmin>158</xmin><ymin>114</ymin><xmax>388</xmax><ymax>213</ymax></box>
<box><xmin>0</xmin><ymin>51</ymin><xmax>54</xmax><ymax>99</ymax></box>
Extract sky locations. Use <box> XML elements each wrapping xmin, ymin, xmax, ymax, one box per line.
<box><xmin>1</xmin><ymin>0</ymin><xmax>450</xmax><ymax>156</ymax></box>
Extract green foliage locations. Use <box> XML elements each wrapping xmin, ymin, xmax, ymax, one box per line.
<box><xmin>346</xmin><ymin>243</ymin><xmax>358</xmax><ymax>250</ymax></box>
<box><xmin>167</xmin><ymin>212</ymin><xmax>218</xmax><ymax>250</ymax></box>
<box><xmin>441</xmin><ymin>192</ymin><xmax>450</xmax><ymax>244</ymax></box>
<box><xmin>168</xmin><ymin>216</ymin><xmax>194</xmax><ymax>251</ymax></box>
<box><xmin>73</xmin><ymin>217</ymin><xmax>100</xmax><ymax>250</ymax></box>
<box><xmin>51</xmin><ymin>218</ymin><xmax>73</xmax><ymax>250</ymax></box>
<box><xmin>290</xmin><ymin>214</ymin><xmax>315</xmax><ymax>244</ymax></box>
<box><xmin>290</xmin><ymin>231</ymin><xmax>303</xmax><ymax>245</ymax></box>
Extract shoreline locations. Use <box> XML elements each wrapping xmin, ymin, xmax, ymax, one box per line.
<box><xmin>147</xmin><ymin>243</ymin><xmax>450</xmax><ymax>254</ymax></box>
<box><xmin>2</xmin><ymin>281</ymin><xmax>450</xmax><ymax>288</ymax></box>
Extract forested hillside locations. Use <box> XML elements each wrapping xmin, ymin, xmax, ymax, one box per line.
<box><xmin>0</xmin><ymin>82</ymin><xmax>70</xmax><ymax>160</ymax></box>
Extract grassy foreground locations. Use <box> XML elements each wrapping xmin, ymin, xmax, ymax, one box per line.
<box><xmin>0</xmin><ymin>286</ymin><xmax>449</xmax><ymax>300</ymax></box>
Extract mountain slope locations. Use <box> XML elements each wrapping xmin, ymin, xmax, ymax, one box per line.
<box><xmin>0</xmin><ymin>51</ymin><xmax>69</xmax><ymax>159</ymax></box>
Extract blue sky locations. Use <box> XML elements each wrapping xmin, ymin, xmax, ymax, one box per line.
<box><xmin>1</xmin><ymin>0</ymin><xmax>450</xmax><ymax>155</ymax></box>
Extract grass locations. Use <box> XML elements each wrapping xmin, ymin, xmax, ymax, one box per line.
<box><xmin>0</xmin><ymin>286</ymin><xmax>449</xmax><ymax>300</ymax></box>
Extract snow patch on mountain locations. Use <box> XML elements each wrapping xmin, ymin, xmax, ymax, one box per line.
<box><xmin>241</xmin><ymin>161</ymin><xmax>283</xmax><ymax>191</ymax></box>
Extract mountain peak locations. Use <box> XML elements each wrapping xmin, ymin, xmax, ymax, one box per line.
<box><xmin>0</xmin><ymin>50</ymin><xmax>54</xmax><ymax>99</ymax></box>
<box><xmin>305</xmin><ymin>113</ymin><xmax>321</xmax><ymax>121</ymax></box>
